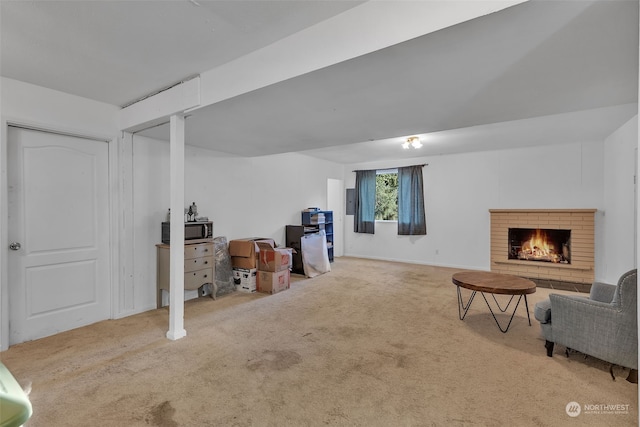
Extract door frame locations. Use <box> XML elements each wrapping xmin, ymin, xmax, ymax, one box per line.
<box><xmin>0</xmin><ymin>118</ymin><xmax>120</xmax><ymax>350</ymax></box>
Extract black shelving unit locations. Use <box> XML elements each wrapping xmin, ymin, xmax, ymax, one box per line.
<box><xmin>285</xmin><ymin>225</ymin><xmax>305</xmax><ymax>275</ymax></box>
<box><xmin>286</xmin><ymin>210</ymin><xmax>334</xmax><ymax>275</ymax></box>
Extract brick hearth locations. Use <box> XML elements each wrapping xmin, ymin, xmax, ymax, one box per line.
<box><xmin>490</xmin><ymin>209</ymin><xmax>596</xmax><ymax>286</ymax></box>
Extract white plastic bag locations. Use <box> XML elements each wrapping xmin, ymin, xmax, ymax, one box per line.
<box><xmin>301</xmin><ymin>230</ymin><xmax>331</xmax><ymax>278</ymax></box>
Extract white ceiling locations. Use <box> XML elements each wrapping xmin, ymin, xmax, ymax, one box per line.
<box><xmin>1</xmin><ymin>0</ymin><xmax>364</xmax><ymax>107</ymax></box>
<box><xmin>2</xmin><ymin>0</ymin><xmax>638</xmax><ymax>164</ymax></box>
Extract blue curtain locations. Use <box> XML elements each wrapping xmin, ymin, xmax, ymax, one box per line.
<box><xmin>398</xmin><ymin>165</ymin><xmax>426</xmax><ymax>235</ymax></box>
<box><xmin>354</xmin><ymin>170</ymin><xmax>376</xmax><ymax>234</ymax></box>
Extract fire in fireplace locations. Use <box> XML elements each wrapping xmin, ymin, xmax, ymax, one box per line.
<box><xmin>508</xmin><ymin>228</ymin><xmax>571</xmax><ymax>264</ymax></box>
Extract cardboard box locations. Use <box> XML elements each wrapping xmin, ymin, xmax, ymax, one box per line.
<box><xmin>257</xmin><ymin>242</ymin><xmax>291</xmax><ymax>272</ymax></box>
<box><xmin>233</xmin><ymin>267</ymin><xmax>257</xmax><ymax>293</ymax></box>
<box><xmin>229</xmin><ymin>238</ymin><xmax>275</xmax><ymax>269</ymax></box>
<box><xmin>310</xmin><ymin>213</ymin><xmax>325</xmax><ymax>224</ymax></box>
<box><xmin>257</xmin><ymin>269</ymin><xmax>290</xmax><ymax>294</ymax></box>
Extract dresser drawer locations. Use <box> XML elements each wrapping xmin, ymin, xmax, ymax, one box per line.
<box><xmin>184</xmin><ymin>268</ymin><xmax>213</xmax><ymax>290</ymax></box>
<box><xmin>185</xmin><ymin>243</ymin><xmax>213</xmax><ymax>259</ymax></box>
<box><xmin>184</xmin><ymin>256</ymin><xmax>214</xmax><ymax>273</ymax></box>
<box><xmin>156</xmin><ymin>241</ymin><xmax>216</xmax><ymax>308</ymax></box>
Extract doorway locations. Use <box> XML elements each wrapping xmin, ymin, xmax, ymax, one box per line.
<box><xmin>7</xmin><ymin>126</ymin><xmax>111</xmax><ymax>344</ymax></box>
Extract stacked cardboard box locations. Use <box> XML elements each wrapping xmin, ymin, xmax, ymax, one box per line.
<box><xmin>231</xmin><ymin>268</ymin><xmax>257</xmax><ymax>293</ymax></box>
<box><xmin>229</xmin><ymin>238</ymin><xmax>275</xmax><ymax>293</ymax></box>
<box><xmin>256</xmin><ymin>242</ymin><xmax>291</xmax><ymax>294</ymax></box>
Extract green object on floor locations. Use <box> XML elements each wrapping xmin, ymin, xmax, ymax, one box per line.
<box><xmin>0</xmin><ymin>362</ymin><xmax>32</xmax><ymax>427</ymax></box>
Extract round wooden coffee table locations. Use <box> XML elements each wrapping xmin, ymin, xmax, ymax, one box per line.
<box><xmin>452</xmin><ymin>271</ymin><xmax>536</xmax><ymax>333</ymax></box>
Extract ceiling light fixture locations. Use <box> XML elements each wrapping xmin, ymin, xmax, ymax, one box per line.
<box><xmin>403</xmin><ymin>136</ymin><xmax>422</xmax><ymax>149</ymax></box>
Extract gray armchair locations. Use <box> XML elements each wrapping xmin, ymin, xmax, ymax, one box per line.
<box><xmin>534</xmin><ymin>269</ymin><xmax>637</xmax><ymax>381</ymax></box>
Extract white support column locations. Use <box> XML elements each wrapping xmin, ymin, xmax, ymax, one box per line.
<box><xmin>117</xmin><ymin>131</ymin><xmax>134</xmax><ymax>317</ymax></box>
<box><xmin>167</xmin><ymin>114</ymin><xmax>187</xmax><ymax>341</ymax></box>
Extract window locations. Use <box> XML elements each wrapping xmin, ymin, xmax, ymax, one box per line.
<box><xmin>375</xmin><ymin>169</ymin><xmax>398</xmax><ymax>221</ymax></box>
<box><xmin>354</xmin><ymin>165</ymin><xmax>426</xmax><ymax>235</ymax></box>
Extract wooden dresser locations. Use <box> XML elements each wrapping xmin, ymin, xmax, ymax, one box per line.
<box><xmin>156</xmin><ymin>241</ymin><xmax>215</xmax><ymax>308</ymax></box>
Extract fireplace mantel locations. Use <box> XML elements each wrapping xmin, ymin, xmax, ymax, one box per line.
<box><xmin>489</xmin><ymin>209</ymin><xmax>597</xmax><ymax>214</ymax></box>
<box><xmin>489</xmin><ymin>209</ymin><xmax>596</xmax><ymax>284</ymax></box>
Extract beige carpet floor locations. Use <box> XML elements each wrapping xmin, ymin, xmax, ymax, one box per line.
<box><xmin>1</xmin><ymin>257</ymin><xmax>637</xmax><ymax>426</ymax></box>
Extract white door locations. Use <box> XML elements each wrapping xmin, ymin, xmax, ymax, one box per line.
<box><xmin>7</xmin><ymin>127</ymin><xmax>111</xmax><ymax>344</ymax></box>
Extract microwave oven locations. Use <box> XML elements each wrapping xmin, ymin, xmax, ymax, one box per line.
<box><xmin>161</xmin><ymin>221</ymin><xmax>213</xmax><ymax>244</ymax></box>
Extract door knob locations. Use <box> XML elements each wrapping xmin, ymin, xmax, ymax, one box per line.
<box><xmin>9</xmin><ymin>242</ymin><xmax>21</xmax><ymax>250</ymax></box>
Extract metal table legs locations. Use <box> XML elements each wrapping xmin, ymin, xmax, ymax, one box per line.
<box><xmin>456</xmin><ymin>286</ymin><xmax>531</xmax><ymax>333</ymax></box>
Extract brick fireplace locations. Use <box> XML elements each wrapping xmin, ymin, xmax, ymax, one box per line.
<box><xmin>490</xmin><ymin>209</ymin><xmax>596</xmax><ymax>289</ymax></box>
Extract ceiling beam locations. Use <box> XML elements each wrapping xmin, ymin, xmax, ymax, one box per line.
<box><xmin>117</xmin><ymin>77</ymin><xmax>200</xmax><ymax>133</ymax></box>
<box><xmin>197</xmin><ymin>0</ymin><xmax>528</xmax><ymax>108</ymax></box>
<box><xmin>116</xmin><ymin>1</ymin><xmax>526</xmax><ymax>133</ymax></box>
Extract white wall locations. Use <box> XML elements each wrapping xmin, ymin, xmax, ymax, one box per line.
<box><xmin>132</xmin><ymin>134</ymin><xmax>344</xmax><ymax>310</ymax></box>
<box><xmin>343</xmin><ymin>141</ymin><xmax>606</xmax><ymax>272</ymax></box>
<box><xmin>602</xmin><ymin>115</ymin><xmax>638</xmax><ymax>283</ymax></box>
